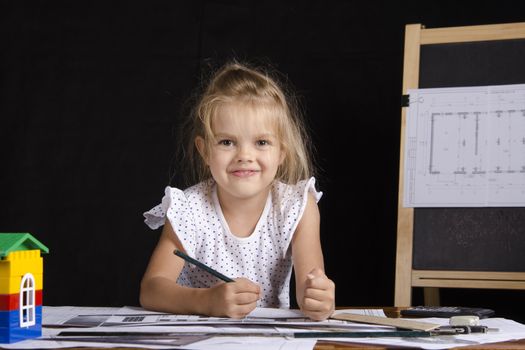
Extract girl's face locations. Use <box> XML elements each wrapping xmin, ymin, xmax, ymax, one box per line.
<box><xmin>198</xmin><ymin>101</ymin><xmax>284</xmax><ymax>202</ymax></box>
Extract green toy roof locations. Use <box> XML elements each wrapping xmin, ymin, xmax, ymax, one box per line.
<box><xmin>0</xmin><ymin>233</ymin><xmax>49</xmax><ymax>258</ymax></box>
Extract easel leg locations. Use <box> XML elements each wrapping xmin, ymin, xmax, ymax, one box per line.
<box><xmin>423</xmin><ymin>287</ymin><xmax>440</xmax><ymax>306</ymax></box>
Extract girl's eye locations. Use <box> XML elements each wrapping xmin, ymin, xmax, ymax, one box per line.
<box><xmin>257</xmin><ymin>140</ymin><xmax>269</xmax><ymax>146</ymax></box>
<box><xmin>218</xmin><ymin>139</ymin><xmax>233</xmax><ymax>146</ymax></box>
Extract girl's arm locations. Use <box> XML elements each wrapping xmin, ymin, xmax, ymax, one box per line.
<box><xmin>292</xmin><ymin>193</ymin><xmax>335</xmax><ymax>320</ymax></box>
<box><xmin>139</xmin><ymin>221</ymin><xmax>260</xmax><ymax>318</ymax></box>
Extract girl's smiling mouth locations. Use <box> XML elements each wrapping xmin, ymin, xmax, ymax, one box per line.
<box><xmin>231</xmin><ymin>169</ymin><xmax>259</xmax><ymax>177</ymax></box>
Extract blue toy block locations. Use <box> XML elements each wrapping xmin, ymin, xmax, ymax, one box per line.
<box><xmin>0</xmin><ymin>306</ymin><xmax>42</xmax><ymax>343</ymax></box>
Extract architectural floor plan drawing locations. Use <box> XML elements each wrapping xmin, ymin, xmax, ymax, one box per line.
<box><xmin>403</xmin><ymin>83</ymin><xmax>525</xmax><ymax>207</ymax></box>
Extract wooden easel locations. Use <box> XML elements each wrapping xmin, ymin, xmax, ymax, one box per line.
<box><xmin>395</xmin><ymin>22</ymin><xmax>525</xmax><ymax>307</ymax></box>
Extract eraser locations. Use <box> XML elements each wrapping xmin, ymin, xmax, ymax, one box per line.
<box><xmin>449</xmin><ymin>315</ymin><xmax>480</xmax><ymax>326</ymax></box>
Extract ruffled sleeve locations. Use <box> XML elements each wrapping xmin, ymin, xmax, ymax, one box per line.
<box><xmin>143</xmin><ymin>186</ymin><xmax>197</xmax><ymax>254</ymax></box>
<box><xmin>291</xmin><ymin>177</ymin><xmax>322</xmax><ymax>231</ymax></box>
<box><xmin>303</xmin><ymin>177</ymin><xmax>322</xmax><ymax>203</ymax></box>
<box><xmin>273</xmin><ymin>177</ymin><xmax>322</xmax><ymax>256</ymax></box>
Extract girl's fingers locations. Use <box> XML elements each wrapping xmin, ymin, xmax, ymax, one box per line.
<box><xmin>235</xmin><ymin>291</ymin><xmax>260</xmax><ymax>305</ymax></box>
<box><xmin>305</xmin><ymin>275</ymin><xmax>335</xmax><ymax>291</ymax></box>
<box><xmin>302</xmin><ymin>296</ymin><xmax>334</xmax><ymax>314</ymax></box>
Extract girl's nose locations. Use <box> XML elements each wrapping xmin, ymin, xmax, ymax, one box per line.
<box><xmin>236</xmin><ymin>144</ymin><xmax>254</xmax><ymax>162</ymax></box>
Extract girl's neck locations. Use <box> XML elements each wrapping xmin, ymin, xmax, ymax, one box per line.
<box><xmin>216</xmin><ymin>187</ymin><xmax>270</xmax><ymax>238</ymax></box>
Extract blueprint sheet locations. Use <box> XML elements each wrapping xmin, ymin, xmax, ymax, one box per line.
<box><xmin>404</xmin><ymin>83</ymin><xmax>525</xmax><ymax>207</ymax></box>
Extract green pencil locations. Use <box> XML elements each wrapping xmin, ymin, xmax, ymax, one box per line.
<box><xmin>173</xmin><ymin>249</ymin><xmax>234</xmax><ymax>283</ymax></box>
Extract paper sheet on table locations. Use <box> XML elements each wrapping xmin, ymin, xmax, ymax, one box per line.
<box><xmin>315</xmin><ymin>317</ymin><xmax>525</xmax><ymax>350</ymax></box>
<box><xmin>42</xmin><ymin>306</ymin><xmax>127</xmax><ymax>326</ymax></box>
<box><xmin>248</xmin><ymin>307</ymin><xmax>384</xmax><ymax>318</ymax></box>
<box><xmin>30</xmin><ymin>306</ymin><xmax>388</xmax><ymax>350</ymax></box>
<box><xmin>1</xmin><ymin>325</ymin><xmax>316</xmax><ymax>350</ymax></box>
<box><xmin>43</xmin><ymin>306</ymin><xmax>385</xmax><ymax>329</ymax></box>
<box><xmin>333</xmin><ymin>308</ymin><xmax>387</xmax><ymax>317</ymax></box>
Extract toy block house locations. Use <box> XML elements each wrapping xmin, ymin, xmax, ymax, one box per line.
<box><xmin>0</xmin><ymin>233</ymin><xmax>48</xmax><ymax>343</ymax></box>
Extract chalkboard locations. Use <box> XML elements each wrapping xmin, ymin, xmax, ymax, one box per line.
<box><xmin>419</xmin><ymin>39</ymin><xmax>525</xmax><ymax>88</ymax></box>
<box><xmin>413</xmin><ymin>208</ymin><xmax>525</xmax><ymax>272</ymax></box>
<box><xmin>394</xmin><ymin>23</ymin><xmax>525</xmax><ymax>307</ymax></box>
<box><xmin>414</xmin><ymin>38</ymin><xmax>525</xmax><ymax>272</ymax></box>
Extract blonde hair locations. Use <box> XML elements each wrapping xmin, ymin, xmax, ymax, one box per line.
<box><xmin>178</xmin><ymin>61</ymin><xmax>314</xmax><ymax>187</ymax></box>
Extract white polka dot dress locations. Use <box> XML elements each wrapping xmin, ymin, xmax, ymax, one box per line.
<box><xmin>143</xmin><ymin>177</ymin><xmax>322</xmax><ymax>308</ymax></box>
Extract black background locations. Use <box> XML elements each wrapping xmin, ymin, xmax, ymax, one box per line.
<box><xmin>2</xmin><ymin>1</ymin><xmax>525</xmax><ymax>322</ymax></box>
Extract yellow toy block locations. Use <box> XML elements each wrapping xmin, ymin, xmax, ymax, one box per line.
<box><xmin>0</xmin><ymin>233</ymin><xmax>48</xmax><ymax>343</ymax></box>
<box><xmin>0</xmin><ymin>251</ymin><xmax>43</xmax><ymax>277</ymax></box>
<box><xmin>0</xmin><ymin>274</ymin><xmax>43</xmax><ymax>294</ymax></box>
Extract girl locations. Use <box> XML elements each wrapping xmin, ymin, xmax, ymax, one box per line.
<box><xmin>140</xmin><ymin>61</ymin><xmax>335</xmax><ymax>320</ymax></box>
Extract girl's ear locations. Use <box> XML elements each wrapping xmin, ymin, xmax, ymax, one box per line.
<box><xmin>279</xmin><ymin>145</ymin><xmax>286</xmax><ymax>165</ymax></box>
<box><xmin>279</xmin><ymin>152</ymin><xmax>285</xmax><ymax>165</ymax></box>
<box><xmin>195</xmin><ymin>136</ymin><xmax>208</xmax><ymax>164</ymax></box>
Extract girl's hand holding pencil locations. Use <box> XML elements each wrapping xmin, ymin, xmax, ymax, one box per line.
<box><xmin>173</xmin><ymin>249</ymin><xmax>260</xmax><ymax>318</ymax></box>
<box><xmin>207</xmin><ymin>277</ymin><xmax>261</xmax><ymax>319</ymax></box>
